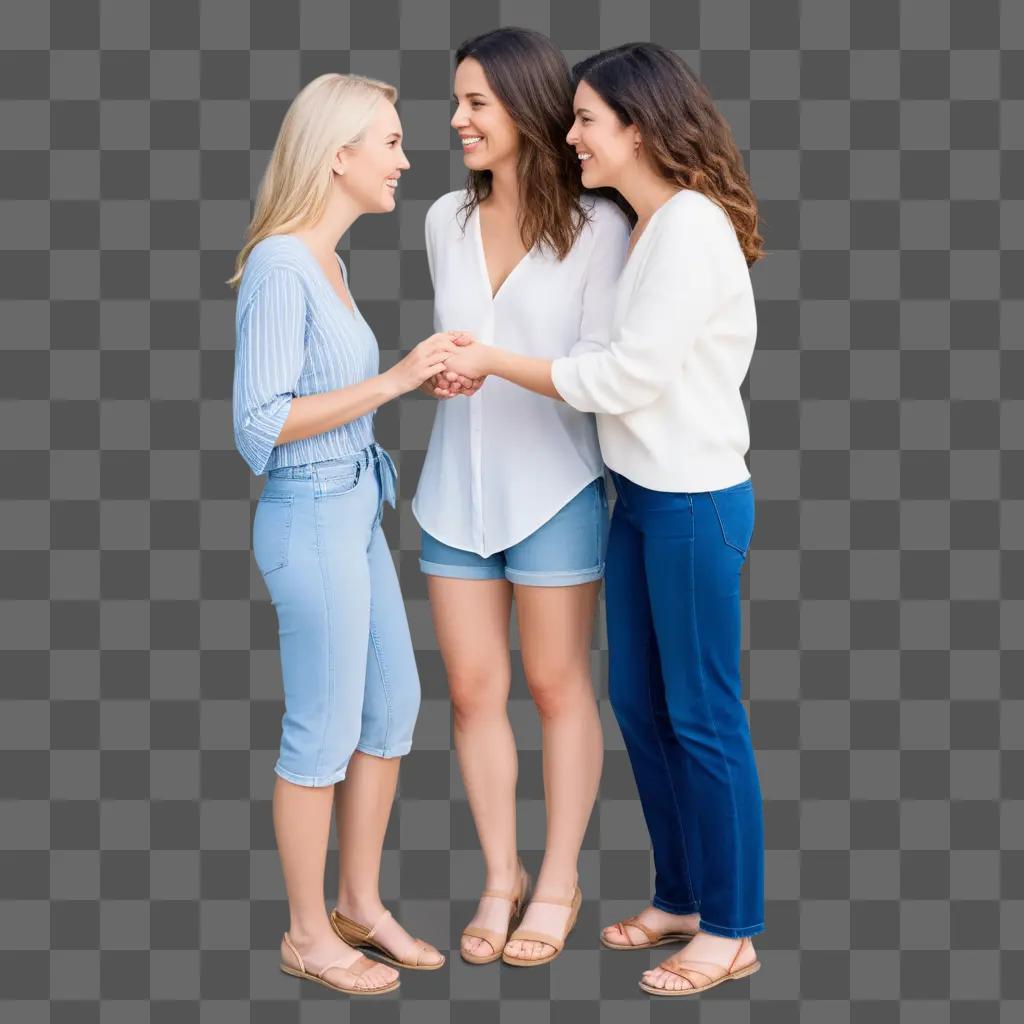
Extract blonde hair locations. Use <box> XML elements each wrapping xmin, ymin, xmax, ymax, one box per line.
<box><xmin>227</xmin><ymin>73</ymin><xmax>398</xmax><ymax>289</ymax></box>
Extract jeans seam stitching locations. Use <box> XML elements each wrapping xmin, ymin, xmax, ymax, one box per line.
<box><xmin>645</xmin><ymin>625</ymin><xmax>699</xmax><ymax>910</ymax></box>
<box><xmin>687</xmin><ymin>494</ymin><xmax>745</xmax><ymax>927</ymax></box>
<box><xmin>367</xmin><ymin>580</ymin><xmax>394</xmax><ymax>753</ymax></box>
<box><xmin>312</xmin><ymin>494</ymin><xmax>334</xmax><ymax>783</ymax></box>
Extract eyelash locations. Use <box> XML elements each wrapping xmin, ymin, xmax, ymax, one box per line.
<box><xmin>580</xmin><ymin>117</ymin><xmax>591</xmax><ymax>124</ymax></box>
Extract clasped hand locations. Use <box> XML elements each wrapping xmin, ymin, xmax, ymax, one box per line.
<box><xmin>425</xmin><ymin>332</ymin><xmax>487</xmax><ymax>400</ymax></box>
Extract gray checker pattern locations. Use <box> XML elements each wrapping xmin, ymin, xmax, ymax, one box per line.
<box><xmin>1</xmin><ymin>0</ymin><xmax>1021</xmax><ymax>1020</ymax></box>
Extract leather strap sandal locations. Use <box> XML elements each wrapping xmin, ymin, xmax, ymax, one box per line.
<box><xmin>330</xmin><ymin>907</ymin><xmax>445</xmax><ymax>970</ymax></box>
<box><xmin>279</xmin><ymin>931</ymin><xmax>400</xmax><ymax>995</ymax></box>
<box><xmin>601</xmin><ymin>913</ymin><xmax>698</xmax><ymax>949</ymax></box>
<box><xmin>461</xmin><ymin>860</ymin><xmax>531</xmax><ymax>964</ymax></box>
<box><xmin>501</xmin><ymin>882</ymin><xmax>582</xmax><ymax>967</ymax></box>
<box><xmin>639</xmin><ymin>936</ymin><xmax>761</xmax><ymax>996</ymax></box>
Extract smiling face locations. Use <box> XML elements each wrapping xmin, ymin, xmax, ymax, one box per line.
<box><xmin>451</xmin><ymin>57</ymin><xmax>519</xmax><ymax>173</ymax></box>
<box><xmin>334</xmin><ymin>98</ymin><xmax>411</xmax><ymax>213</ymax></box>
<box><xmin>566</xmin><ymin>80</ymin><xmax>640</xmax><ymax>190</ymax></box>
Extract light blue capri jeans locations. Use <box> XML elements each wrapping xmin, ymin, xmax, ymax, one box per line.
<box><xmin>252</xmin><ymin>442</ymin><xmax>420</xmax><ymax>787</ymax></box>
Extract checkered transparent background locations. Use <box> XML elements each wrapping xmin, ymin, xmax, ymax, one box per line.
<box><xmin>2</xmin><ymin>0</ymin><xmax>1022</xmax><ymax>1020</ymax></box>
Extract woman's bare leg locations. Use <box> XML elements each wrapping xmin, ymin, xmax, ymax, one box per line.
<box><xmin>504</xmin><ymin>579</ymin><xmax>604</xmax><ymax>960</ymax></box>
<box><xmin>272</xmin><ymin>776</ymin><xmax>398</xmax><ymax>989</ymax></box>
<box><xmin>332</xmin><ymin>750</ymin><xmax>443</xmax><ymax>964</ymax></box>
<box><xmin>428</xmin><ymin>575</ymin><xmax>519</xmax><ymax>959</ymax></box>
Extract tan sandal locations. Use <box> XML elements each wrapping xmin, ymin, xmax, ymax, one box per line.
<box><xmin>461</xmin><ymin>860</ymin><xmax>531</xmax><ymax>964</ymax></box>
<box><xmin>279</xmin><ymin>931</ymin><xmax>400</xmax><ymax>995</ymax></box>
<box><xmin>639</xmin><ymin>936</ymin><xmax>761</xmax><ymax>996</ymax></box>
<box><xmin>601</xmin><ymin>912</ymin><xmax>698</xmax><ymax>949</ymax></box>
<box><xmin>330</xmin><ymin>907</ymin><xmax>445</xmax><ymax>970</ymax></box>
<box><xmin>501</xmin><ymin>882</ymin><xmax>582</xmax><ymax>967</ymax></box>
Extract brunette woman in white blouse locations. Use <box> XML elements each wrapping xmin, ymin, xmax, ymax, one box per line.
<box><xmin>411</xmin><ymin>28</ymin><xmax>630</xmax><ymax>967</ymax></box>
<box><xmin>444</xmin><ymin>43</ymin><xmax>767</xmax><ymax>995</ymax></box>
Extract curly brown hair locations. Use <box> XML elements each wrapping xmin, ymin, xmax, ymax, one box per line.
<box><xmin>572</xmin><ymin>43</ymin><xmax>765</xmax><ymax>267</ymax></box>
<box><xmin>453</xmin><ymin>28</ymin><xmax>624</xmax><ymax>260</ymax></box>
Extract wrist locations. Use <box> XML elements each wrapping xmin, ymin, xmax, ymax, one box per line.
<box><xmin>485</xmin><ymin>347</ymin><xmax>506</xmax><ymax>377</ymax></box>
<box><xmin>379</xmin><ymin>367</ymin><xmax>404</xmax><ymax>400</ymax></box>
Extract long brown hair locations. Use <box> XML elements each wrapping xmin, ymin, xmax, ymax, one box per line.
<box><xmin>454</xmin><ymin>28</ymin><xmax>608</xmax><ymax>260</ymax></box>
<box><xmin>572</xmin><ymin>43</ymin><xmax>765</xmax><ymax>266</ymax></box>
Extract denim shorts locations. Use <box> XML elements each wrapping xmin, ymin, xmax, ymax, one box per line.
<box><xmin>255</xmin><ymin>442</ymin><xmax>420</xmax><ymax>787</ymax></box>
<box><xmin>419</xmin><ymin>476</ymin><xmax>609</xmax><ymax>587</ymax></box>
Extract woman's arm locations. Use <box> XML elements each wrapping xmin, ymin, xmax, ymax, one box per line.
<box><xmin>441</xmin><ymin>204</ymin><xmax>630</xmax><ymax>400</ymax></box>
<box><xmin>567</xmin><ymin>201</ymin><xmax>631</xmax><ymax>358</ymax></box>
<box><xmin>446</xmin><ymin>199</ymin><xmax>719</xmax><ymax>416</ymax></box>
<box><xmin>233</xmin><ymin>265</ymin><xmax>455</xmax><ymax>475</ymax></box>
<box><xmin>549</xmin><ymin>200</ymin><xmax>717</xmax><ymax>416</ymax></box>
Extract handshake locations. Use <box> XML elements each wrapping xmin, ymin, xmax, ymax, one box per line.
<box><xmin>387</xmin><ymin>330</ymin><xmax>489</xmax><ymax>400</ymax></box>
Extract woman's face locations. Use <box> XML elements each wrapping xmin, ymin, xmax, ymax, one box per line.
<box><xmin>335</xmin><ymin>99</ymin><xmax>411</xmax><ymax>213</ymax></box>
<box><xmin>451</xmin><ymin>57</ymin><xmax>518</xmax><ymax>173</ymax></box>
<box><xmin>566</xmin><ymin>80</ymin><xmax>640</xmax><ymax>190</ymax></box>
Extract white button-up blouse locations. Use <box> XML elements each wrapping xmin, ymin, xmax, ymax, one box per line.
<box><xmin>411</xmin><ymin>190</ymin><xmax>630</xmax><ymax>557</ymax></box>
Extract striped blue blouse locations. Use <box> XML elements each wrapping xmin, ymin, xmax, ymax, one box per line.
<box><xmin>232</xmin><ymin>234</ymin><xmax>380</xmax><ymax>476</ymax></box>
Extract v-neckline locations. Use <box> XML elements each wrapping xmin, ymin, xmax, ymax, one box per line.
<box><xmin>473</xmin><ymin>202</ymin><xmax>530</xmax><ymax>303</ymax></box>
<box><xmin>285</xmin><ymin>235</ymin><xmax>358</xmax><ymax>318</ymax></box>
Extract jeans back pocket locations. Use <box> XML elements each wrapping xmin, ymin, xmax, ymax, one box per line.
<box><xmin>708</xmin><ymin>481</ymin><xmax>755</xmax><ymax>557</ymax></box>
<box><xmin>252</xmin><ymin>493</ymin><xmax>294</xmax><ymax>575</ymax></box>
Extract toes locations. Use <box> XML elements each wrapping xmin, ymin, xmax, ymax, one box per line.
<box><xmin>359</xmin><ymin>965</ymin><xmax>396</xmax><ymax>990</ymax></box>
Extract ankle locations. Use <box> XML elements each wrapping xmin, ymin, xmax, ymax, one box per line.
<box><xmin>532</xmin><ymin>867</ymin><xmax>577</xmax><ymax>899</ymax></box>
<box><xmin>285</xmin><ymin>919</ymin><xmax>335</xmax><ymax>947</ymax></box>
<box><xmin>483</xmin><ymin>854</ymin><xmax>523</xmax><ymax>892</ymax></box>
<box><xmin>335</xmin><ymin>890</ymin><xmax>386</xmax><ymax>921</ymax></box>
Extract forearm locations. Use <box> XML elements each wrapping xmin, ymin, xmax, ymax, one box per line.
<box><xmin>275</xmin><ymin>371</ymin><xmax>402</xmax><ymax>446</ymax></box>
<box><xmin>486</xmin><ymin>348</ymin><xmax>562</xmax><ymax>401</ymax></box>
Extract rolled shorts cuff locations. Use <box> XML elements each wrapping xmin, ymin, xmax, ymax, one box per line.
<box><xmin>273</xmin><ymin>760</ymin><xmax>347</xmax><ymax>788</ymax></box>
<box><xmin>504</xmin><ymin>562</ymin><xmax>605</xmax><ymax>587</ymax></box>
<box><xmin>698</xmin><ymin>917</ymin><xmax>765</xmax><ymax>939</ymax></box>
<box><xmin>355</xmin><ymin>740</ymin><xmax>413</xmax><ymax>759</ymax></box>
<box><xmin>418</xmin><ymin>557</ymin><xmax>505</xmax><ymax>581</ymax></box>
<box><xmin>652</xmin><ymin>895</ymin><xmax>701</xmax><ymax>916</ymax></box>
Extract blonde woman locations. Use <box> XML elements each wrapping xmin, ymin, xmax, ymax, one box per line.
<box><xmin>230</xmin><ymin>74</ymin><xmax>462</xmax><ymax>996</ymax></box>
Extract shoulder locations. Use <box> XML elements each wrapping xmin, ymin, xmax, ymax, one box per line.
<box><xmin>582</xmin><ymin>194</ymin><xmax>630</xmax><ymax>232</ymax></box>
<box><xmin>237</xmin><ymin>236</ymin><xmax>310</xmax><ymax>313</ymax></box>
<box><xmin>426</xmin><ymin>189</ymin><xmax>469</xmax><ymax>232</ymax></box>
<box><xmin>655</xmin><ymin>190</ymin><xmax>733</xmax><ymax>242</ymax></box>
<box><xmin>578</xmin><ymin>194</ymin><xmax>631</xmax><ymax>254</ymax></box>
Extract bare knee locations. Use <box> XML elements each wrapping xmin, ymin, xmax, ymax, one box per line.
<box><xmin>524</xmin><ymin>661</ymin><xmax>594</xmax><ymax>719</ymax></box>
<box><xmin>448</xmin><ymin>668</ymin><xmax>510</xmax><ymax>724</ymax></box>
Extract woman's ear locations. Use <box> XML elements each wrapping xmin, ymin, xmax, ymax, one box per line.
<box><xmin>331</xmin><ymin>147</ymin><xmax>347</xmax><ymax>176</ymax></box>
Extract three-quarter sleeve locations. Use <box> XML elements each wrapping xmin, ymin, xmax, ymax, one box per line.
<box><xmin>232</xmin><ymin>266</ymin><xmax>308</xmax><ymax>475</ymax></box>
<box><xmin>551</xmin><ymin>200</ymin><xmax>719</xmax><ymax>417</ymax></box>
<box><xmin>568</xmin><ymin>202</ymin><xmax>631</xmax><ymax>359</ymax></box>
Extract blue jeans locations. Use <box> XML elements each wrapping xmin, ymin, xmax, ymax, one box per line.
<box><xmin>605</xmin><ymin>470</ymin><xmax>765</xmax><ymax>938</ymax></box>
<box><xmin>254</xmin><ymin>442</ymin><xmax>420</xmax><ymax>787</ymax></box>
